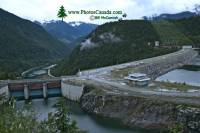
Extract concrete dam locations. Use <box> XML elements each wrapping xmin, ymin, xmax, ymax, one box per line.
<box><xmin>0</xmin><ymin>78</ymin><xmax>84</xmax><ymax>101</ymax></box>
<box><xmin>78</xmin><ymin>49</ymin><xmax>198</xmax><ymax>80</ymax></box>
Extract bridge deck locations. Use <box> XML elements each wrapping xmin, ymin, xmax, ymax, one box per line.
<box><xmin>6</xmin><ymin>77</ymin><xmax>61</xmax><ymax>84</ymax></box>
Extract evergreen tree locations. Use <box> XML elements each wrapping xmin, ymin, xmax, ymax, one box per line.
<box><xmin>57</xmin><ymin>5</ymin><xmax>67</xmax><ymax>21</ymax></box>
<box><xmin>0</xmin><ymin>96</ymin><xmax>86</xmax><ymax>133</ymax></box>
<box><xmin>41</xmin><ymin>98</ymin><xmax>85</xmax><ymax>133</ymax></box>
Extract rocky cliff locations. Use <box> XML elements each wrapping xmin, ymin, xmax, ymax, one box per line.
<box><xmin>80</xmin><ymin>86</ymin><xmax>200</xmax><ymax>132</ymax></box>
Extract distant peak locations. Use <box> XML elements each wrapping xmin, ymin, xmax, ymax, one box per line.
<box><xmin>43</xmin><ymin>20</ymin><xmax>57</xmax><ymax>24</ymax></box>
<box><xmin>69</xmin><ymin>21</ymin><xmax>84</xmax><ymax>27</ymax></box>
<box><xmin>35</xmin><ymin>20</ymin><xmax>97</xmax><ymax>27</ymax></box>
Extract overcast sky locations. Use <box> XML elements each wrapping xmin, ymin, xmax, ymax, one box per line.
<box><xmin>0</xmin><ymin>0</ymin><xmax>199</xmax><ymax>24</ymax></box>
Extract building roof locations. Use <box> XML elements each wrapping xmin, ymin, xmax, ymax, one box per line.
<box><xmin>124</xmin><ymin>76</ymin><xmax>150</xmax><ymax>82</ymax></box>
<box><xmin>124</xmin><ymin>73</ymin><xmax>150</xmax><ymax>82</ymax></box>
<box><xmin>182</xmin><ymin>45</ymin><xmax>192</xmax><ymax>49</ymax></box>
<box><xmin>137</xmin><ymin>78</ymin><xmax>151</xmax><ymax>82</ymax></box>
<box><xmin>128</xmin><ymin>73</ymin><xmax>146</xmax><ymax>78</ymax></box>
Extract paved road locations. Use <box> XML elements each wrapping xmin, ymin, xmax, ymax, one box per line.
<box><xmin>92</xmin><ymin>77</ymin><xmax>200</xmax><ymax>97</ymax></box>
<box><xmin>68</xmin><ymin>77</ymin><xmax>200</xmax><ymax>106</ymax></box>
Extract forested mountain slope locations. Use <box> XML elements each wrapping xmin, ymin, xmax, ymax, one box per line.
<box><xmin>53</xmin><ymin>20</ymin><xmax>177</xmax><ymax>75</ymax></box>
<box><xmin>0</xmin><ymin>8</ymin><xmax>69</xmax><ymax>79</ymax></box>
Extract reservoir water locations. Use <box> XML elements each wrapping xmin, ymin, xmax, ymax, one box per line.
<box><xmin>156</xmin><ymin>69</ymin><xmax>200</xmax><ymax>87</ymax></box>
<box><xmin>16</xmin><ymin>98</ymin><xmax>149</xmax><ymax>133</ymax></box>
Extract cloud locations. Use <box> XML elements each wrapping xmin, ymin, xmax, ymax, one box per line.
<box><xmin>0</xmin><ymin>0</ymin><xmax>199</xmax><ymax>24</ymax></box>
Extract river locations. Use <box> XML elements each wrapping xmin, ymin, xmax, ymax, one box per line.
<box><xmin>22</xmin><ymin>64</ymin><xmax>56</xmax><ymax>79</ymax></box>
<box><xmin>16</xmin><ymin>98</ymin><xmax>149</xmax><ymax>133</ymax></box>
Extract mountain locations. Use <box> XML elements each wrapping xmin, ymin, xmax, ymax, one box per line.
<box><xmin>0</xmin><ymin>8</ymin><xmax>69</xmax><ymax>79</ymax></box>
<box><xmin>52</xmin><ymin>20</ymin><xmax>177</xmax><ymax>75</ymax></box>
<box><xmin>53</xmin><ymin>16</ymin><xmax>200</xmax><ymax>76</ymax></box>
<box><xmin>153</xmin><ymin>11</ymin><xmax>196</xmax><ymax>20</ymax></box>
<box><xmin>38</xmin><ymin>21</ymin><xmax>97</xmax><ymax>49</ymax></box>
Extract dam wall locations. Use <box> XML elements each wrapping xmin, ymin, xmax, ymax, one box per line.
<box><xmin>61</xmin><ymin>81</ymin><xmax>84</xmax><ymax>101</ymax></box>
<box><xmin>79</xmin><ymin>49</ymin><xmax>198</xmax><ymax>80</ymax></box>
<box><xmin>135</xmin><ymin>49</ymin><xmax>198</xmax><ymax>79</ymax></box>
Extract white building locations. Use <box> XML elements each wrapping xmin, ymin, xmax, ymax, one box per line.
<box><xmin>124</xmin><ymin>73</ymin><xmax>151</xmax><ymax>87</ymax></box>
<box><xmin>155</xmin><ymin>41</ymin><xmax>160</xmax><ymax>47</ymax></box>
<box><xmin>182</xmin><ymin>45</ymin><xmax>192</xmax><ymax>49</ymax></box>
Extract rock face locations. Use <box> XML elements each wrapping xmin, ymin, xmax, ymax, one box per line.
<box><xmin>177</xmin><ymin>106</ymin><xmax>200</xmax><ymax>133</ymax></box>
<box><xmin>80</xmin><ymin>86</ymin><xmax>200</xmax><ymax>132</ymax></box>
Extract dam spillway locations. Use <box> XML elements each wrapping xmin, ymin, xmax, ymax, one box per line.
<box><xmin>8</xmin><ymin>80</ymin><xmax>62</xmax><ymax>100</ymax></box>
<box><xmin>0</xmin><ymin>78</ymin><xmax>84</xmax><ymax>101</ymax></box>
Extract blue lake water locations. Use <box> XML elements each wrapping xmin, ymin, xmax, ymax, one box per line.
<box><xmin>156</xmin><ymin>69</ymin><xmax>200</xmax><ymax>87</ymax></box>
<box><xmin>16</xmin><ymin>98</ymin><xmax>151</xmax><ymax>133</ymax></box>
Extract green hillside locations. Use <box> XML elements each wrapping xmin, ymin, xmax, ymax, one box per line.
<box><xmin>0</xmin><ymin>9</ymin><xmax>69</xmax><ymax>79</ymax></box>
<box><xmin>53</xmin><ymin>20</ymin><xmax>177</xmax><ymax>75</ymax></box>
<box><xmin>152</xmin><ymin>20</ymin><xmax>193</xmax><ymax>45</ymax></box>
<box><xmin>173</xmin><ymin>17</ymin><xmax>200</xmax><ymax>46</ymax></box>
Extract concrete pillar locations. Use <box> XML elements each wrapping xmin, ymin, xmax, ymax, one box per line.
<box><xmin>61</xmin><ymin>81</ymin><xmax>84</xmax><ymax>101</ymax></box>
<box><xmin>5</xmin><ymin>85</ymin><xmax>10</xmax><ymax>99</ymax></box>
<box><xmin>24</xmin><ymin>84</ymin><xmax>29</xmax><ymax>100</ymax></box>
<box><xmin>0</xmin><ymin>85</ymin><xmax>9</xmax><ymax>99</ymax></box>
<box><xmin>61</xmin><ymin>81</ymin><xmax>64</xmax><ymax>97</ymax></box>
<box><xmin>43</xmin><ymin>83</ymin><xmax>48</xmax><ymax>99</ymax></box>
